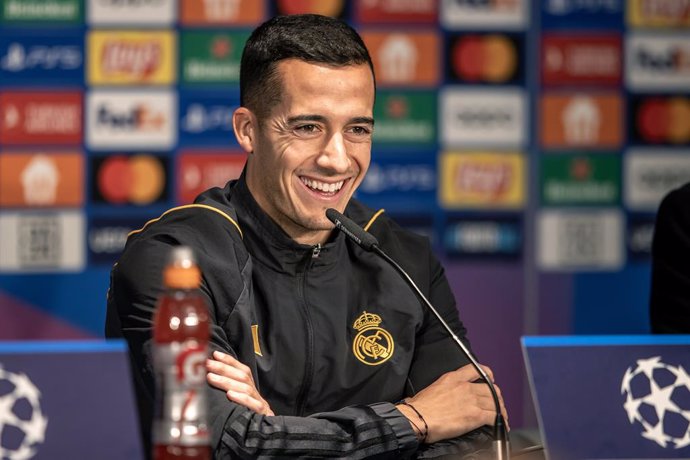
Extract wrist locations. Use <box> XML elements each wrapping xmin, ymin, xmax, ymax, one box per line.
<box><xmin>396</xmin><ymin>400</ymin><xmax>428</xmax><ymax>444</ymax></box>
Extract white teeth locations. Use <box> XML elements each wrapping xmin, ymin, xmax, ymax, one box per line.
<box><xmin>301</xmin><ymin>177</ymin><xmax>344</xmax><ymax>193</ymax></box>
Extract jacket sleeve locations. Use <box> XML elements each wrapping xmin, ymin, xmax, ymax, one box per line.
<box><xmin>650</xmin><ymin>184</ymin><xmax>690</xmax><ymax>333</ymax></box>
<box><xmin>405</xmin><ymin>238</ymin><xmax>473</xmax><ymax>393</ymax></box>
<box><xmin>106</xmin><ymin>223</ymin><xmax>419</xmax><ymax>459</ymax></box>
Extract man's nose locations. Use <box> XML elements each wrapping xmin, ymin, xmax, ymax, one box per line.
<box><xmin>317</xmin><ymin>132</ymin><xmax>349</xmax><ymax>172</ymax></box>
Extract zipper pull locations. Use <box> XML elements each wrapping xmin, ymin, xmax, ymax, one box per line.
<box><xmin>312</xmin><ymin>243</ymin><xmax>321</xmax><ymax>258</ymax></box>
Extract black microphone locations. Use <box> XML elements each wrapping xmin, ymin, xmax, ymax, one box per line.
<box><xmin>326</xmin><ymin>208</ymin><xmax>510</xmax><ymax>460</ymax></box>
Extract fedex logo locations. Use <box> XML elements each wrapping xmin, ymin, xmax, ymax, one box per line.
<box><xmin>0</xmin><ymin>33</ymin><xmax>83</xmax><ymax>83</ymax></box>
<box><xmin>86</xmin><ymin>90</ymin><xmax>176</xmax><ymax>149</ymax></box>
<box><xmin>627</xmin><ymin>34</ymin><xmax>690</xmax><ymax>90</ymax></box>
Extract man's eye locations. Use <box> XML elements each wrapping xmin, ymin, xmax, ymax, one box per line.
<box><xmin>350</xmin><ymin>126</ymin><xmax>372</xmax><ymax>135</ymax></box>
<box><xmin>295</xmin><ymin>124</ymin><xmax>318</xmax><ymax>133</ymax></box>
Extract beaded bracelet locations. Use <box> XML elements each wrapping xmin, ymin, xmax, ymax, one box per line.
<box><xmin>399</xmin><ymin>400</ymin><xmax>428</xmax><ymax>444</ymax></box>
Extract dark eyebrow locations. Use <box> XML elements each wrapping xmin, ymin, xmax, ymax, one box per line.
<box><xmin>286</xmin><ymin>115</ymin><xmax>374</xmax><ymax>126</ymax></box>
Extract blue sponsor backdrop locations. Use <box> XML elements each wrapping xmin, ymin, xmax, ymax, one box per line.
<box><xmin>1</xmin><ymin>0</ymin><xmax>690</xmax><ymax>436</ymax></box>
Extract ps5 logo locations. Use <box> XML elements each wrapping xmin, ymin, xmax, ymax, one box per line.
<box><xmin>181</xmin><ymin>104</ymin><xmax>234</xmax><ymax>134</ymax></box>
<box><xmin>1</xmin><ymin>43</ymin><xmax>82</xmax><ymax>72</ymax></box>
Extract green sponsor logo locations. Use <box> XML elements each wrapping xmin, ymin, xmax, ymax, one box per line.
<box><xmin>181</xmin><ymin>31</ymin><xmax>249</xmax><ymax>84</ymax></box>
<box><xmin>541</xmin><ymin>154</ymin><xmax>620</xmax><ymax>206</ymax></box>
<box><xmin>1</xmin><ymin>0</ymin><xmax>81</xmax><ymax>22</ymax></box>
<box><xmin>373</xmin><ymin>91</ymin><xmax>436</xmax><ymax>145</ymax></box>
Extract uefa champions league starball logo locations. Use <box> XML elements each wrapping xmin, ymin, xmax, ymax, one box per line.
<box><xmin>0</xmin><ymin>366</ymin><xmax>48</xmax><ymax>460</ymax></box>
<box><xmin>621</xmin><ymin>356</ymin><xmax>690</xmax><ymax>449</ymax></box>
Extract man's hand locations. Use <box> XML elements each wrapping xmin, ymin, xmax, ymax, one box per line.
<box><xmin>206</xmin><ymin>350</ymin><xmax>275</xmax><ymax>416</ymax></box>
<box><xmin>396</xmin><ymin>364</ymin><xmax>508</xmax><ymax>444</ymax></box>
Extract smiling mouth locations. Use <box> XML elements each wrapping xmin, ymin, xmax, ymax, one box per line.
<box><xmin>300</xmin><ymin>177</ymin><xmax>345</xmax><ymax>195</ymax></box>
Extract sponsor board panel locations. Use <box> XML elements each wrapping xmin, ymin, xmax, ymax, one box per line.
<box><xmin>440</xmin><ymin>87</ymin><xmax>527</xmax><ymax>147</ymax></box>
<box><xmin>630</xmin><ymin>94</ymin><xmax>690</xmax><ymax>145</ymax></box>
<box><xmin>0</xmin><ymin>0</ymin><xmax>82</xmax><ymax>23</ymax></box>
<box><xmin>540</xmin><ymin>92</ymin><xmax>623</xmax><ymax>149</ymax></box>
<box><xmin>272</xmin><ymin>0</ymin><xmax>346</xmax><ymax>18</ymax></box>
<box><xmin>180</xmin><ymin>30</ymin><xmax>248</xmax><ymax>85</ymax></box>
<box><xmin>446</xmin><ymin>33</ymin><xmax>524</xmax><ymax>85</ymax></box>
<box><xmin>356</xmin><ymin>0</ymin><xmax>437</xmax><ymax>23</ymax></box>
<box><xmin>86</xmin><ymin>89</ymin><xmax>176</xmax><ymax>150</ymax></box>
<box><xmin>626</xmin><ymin>34</ymin><xmax>690</xmax><ymax>91</ymax></box>
<box><xmin>624</xmin><ymin>149</ymin><xmax>690</xmax><ymax>211</ymax></box>
<box><xmin>627</xmin><ymin>214</ymin><xmax>656</xmax><ymax>260</ymax></box>
<box><xmin>177</xmin><ymin>150</ymin><xmax>246</xmax><ymax>204</ymax></box>
<box><xmin>372</xmin><ymin>90</ymin><xmax>436</xmax><ymax>145</ymax></box>
<box><xmin>90</xmin><ymin>154</ymin><xmax>169</xmax><ymax>206</ymax></box>
<box><xmin>179</xmin><ymin>93</ymin><xmax>239</xmax><ymax>145</ymax></box>
<box><xmin>627</xmin><ymin>0</ymin><xmax>690</xmax><ymax>28</ymax></box>
<box><xmin>537</xmin><ymin>209</ymin><xmax>624</xmax><ymax>271</ymax></box>
<box><xmin>356</xmin><ymin>151</ymin><xmax>436</xmax><ymax>212</ymax></box>
<box><xmin>0</xmin><ymin>91</ymin><xmax>82</xmax><ymax>145</ymax></box>
<box><xmin>88</xmin><ymin>0</ymin><xmax>175</xmax><ymax>25</ymax></box>
<box><xmin>443</xmin><ymin>216</ymin><xmax>522</xmax><ymax>259</ymax></box>
<box><xmin>540</xmin><ymin>0</ymin><xmax>623</xmax><ymax>29</ymax></box>
<box><xmin>180</xmin><ymin>0</ymin><xmax>265</xmax><ymax>26</ymax></box>
<box><xmin>540</xmin><ymin>154</ymin><xmax>621</xmax><ymax>206</ymax></box>
<box><xmin>439</xmin><ymin>151</ymin><xmax>526</xmax><ymax>209</ymax></box>
<box><xmin>541</xmin><ymin>34</ymin><xmax>622</xmax><ymax>86</ymax></box>
<box><xmin>87</xmin><ymin>30</ymin><xmax>175</xmax><ymax>85</ymax></box>
<box><xmin>440</xmin><ymin>0</ymin><xmax>528</xmax><ymax>29</ymax></box>
<box><xmin>361</xmin><ymin>31</ymin><xmax>440</xmax><ymax>87</ymax></box>
<box><xmin>0</xmin><ymin>210</ymin><xmax>85</xmax><ymax>272</ymax></box>
<box><xmin>88</xmin><ymin>217</ymin><xmax>146</xmax><ymax>265</ymax></box>
<box><xmin>0</xmin><ymin>31</ymin><xmax>83</xmax><ymax>84</ymax></box>
<box><xmin>0</xmin><ymin>151</ymin><xmax>83</xmax><ymax>207</ymax></box>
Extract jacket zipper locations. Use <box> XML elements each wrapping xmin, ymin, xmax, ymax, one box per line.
<box><xmin>294</xmin><ymin>245</ymin><xmax>319</xmax><ymax>416</ymax></box>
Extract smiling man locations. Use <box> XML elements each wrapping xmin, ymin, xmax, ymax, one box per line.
<box><xmin>106</xmin><ymin>14</ymin><xmax>506</xmax><ymax>459</ymax></box>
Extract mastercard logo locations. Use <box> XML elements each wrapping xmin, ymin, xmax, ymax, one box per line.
<box><xmin>451</xmin><ymin>34</ymin><xmax>518</xmax><ymax>83</ymax></box>
<box><xmin>636</xmin><ymin>97</ymin><xmax>690</xmax><ymax>144</ymax></box>
<box><xmin>95</xmin><ymin>155</ymin><xmax>167</xmax><ymax>205</ymax></box>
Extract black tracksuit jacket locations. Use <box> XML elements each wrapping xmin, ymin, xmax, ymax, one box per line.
<box><xmin>106</xmin><ymin>175</ymin><xmax>490</xmax><ymax>459</ymax></box>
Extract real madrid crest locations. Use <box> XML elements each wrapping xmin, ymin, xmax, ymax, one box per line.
<box><xmin>352</xmin><ymin>311</ymin><xmax>394</xmax><ymax>366</ymax></box>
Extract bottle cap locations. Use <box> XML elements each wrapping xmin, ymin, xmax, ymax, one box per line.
<box><xmin>164</xmin><ymin>246</ymin><xmax>201</xmax><ymax>289</ymax></box>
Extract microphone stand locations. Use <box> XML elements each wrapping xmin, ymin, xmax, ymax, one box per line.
<box><xmin>326</xmin><ymin>208</ymin><xmax>510</xmax><ymax>460</ymax></box>
<box><xmin>372</xmin><ymin>245</ymin><xmax>510</xmax><ymax>460</ymax></box>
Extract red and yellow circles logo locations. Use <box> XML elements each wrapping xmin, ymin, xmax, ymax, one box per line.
<box><xmin>637</xmin><ymin>97</ymin><xmax>690</xmax><ymax>144</ymax></box>
<box><xmin>452</xmin><ymin>34</ymin><xmax>517</xmax><ymax>83</ymax></box>
<box><xmin>96</xmin><ymin>154</ymin><xmax>166</xmax><ymax>205</ymax></box>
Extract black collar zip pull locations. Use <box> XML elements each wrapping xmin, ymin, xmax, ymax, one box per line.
<box><xmin>311</xmin><ymin>244</ymin><xmax>321</xmax><ymax>258</ymax></box>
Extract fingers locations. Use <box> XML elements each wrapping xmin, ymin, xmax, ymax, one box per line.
<box><xmin>453</xmin><ymin>363</ymin><xmax>494</xmax><ymax>383</ymax></box>
<box><xmin>205</xmin><ymin>351</ymin><xmax>275</xmax><ymax>416</ymax></box>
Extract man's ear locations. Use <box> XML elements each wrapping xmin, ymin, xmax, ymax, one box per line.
<box><xmin>233</xmin><ymin>107</ymin><xmax>256</xmax><ymax>154</ymax></box>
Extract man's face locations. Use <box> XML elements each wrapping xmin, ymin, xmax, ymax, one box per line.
<box><xmin>243</xmin><ymin>59</ymin><xmax>375</xmax><ymax>245</ymax></box>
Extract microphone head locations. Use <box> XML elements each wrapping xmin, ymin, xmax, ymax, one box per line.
<box><xmin>325</xmin><ymin>208</ymin><xmax>379</xmax><ymax>251</ymax></box>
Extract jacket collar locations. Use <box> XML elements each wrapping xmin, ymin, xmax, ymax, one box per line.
<box><xmin>228</xmin><ymin>174</ymin><xmax>346</xmax><ymax>274</ymax></box>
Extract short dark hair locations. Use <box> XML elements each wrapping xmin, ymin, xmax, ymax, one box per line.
<box><xmin>240</xmin><ymin>14</ymin><xmax>375</xmax><ymax>120</ymax></box>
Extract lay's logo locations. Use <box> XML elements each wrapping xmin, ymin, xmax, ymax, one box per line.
<box><xmin>440</xmin><ymin>151</ymin><xmax>526</xmax><ymax>209</ymax></box>
<box><xmin>88</xmin><ymin>31</ymin><xmax>175</xmax><ymax>85</ymax></box>
<box><xmin>628</xmin><ymin>0</ymin><xmax>690</xmax><ymax>28</ymax></box>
